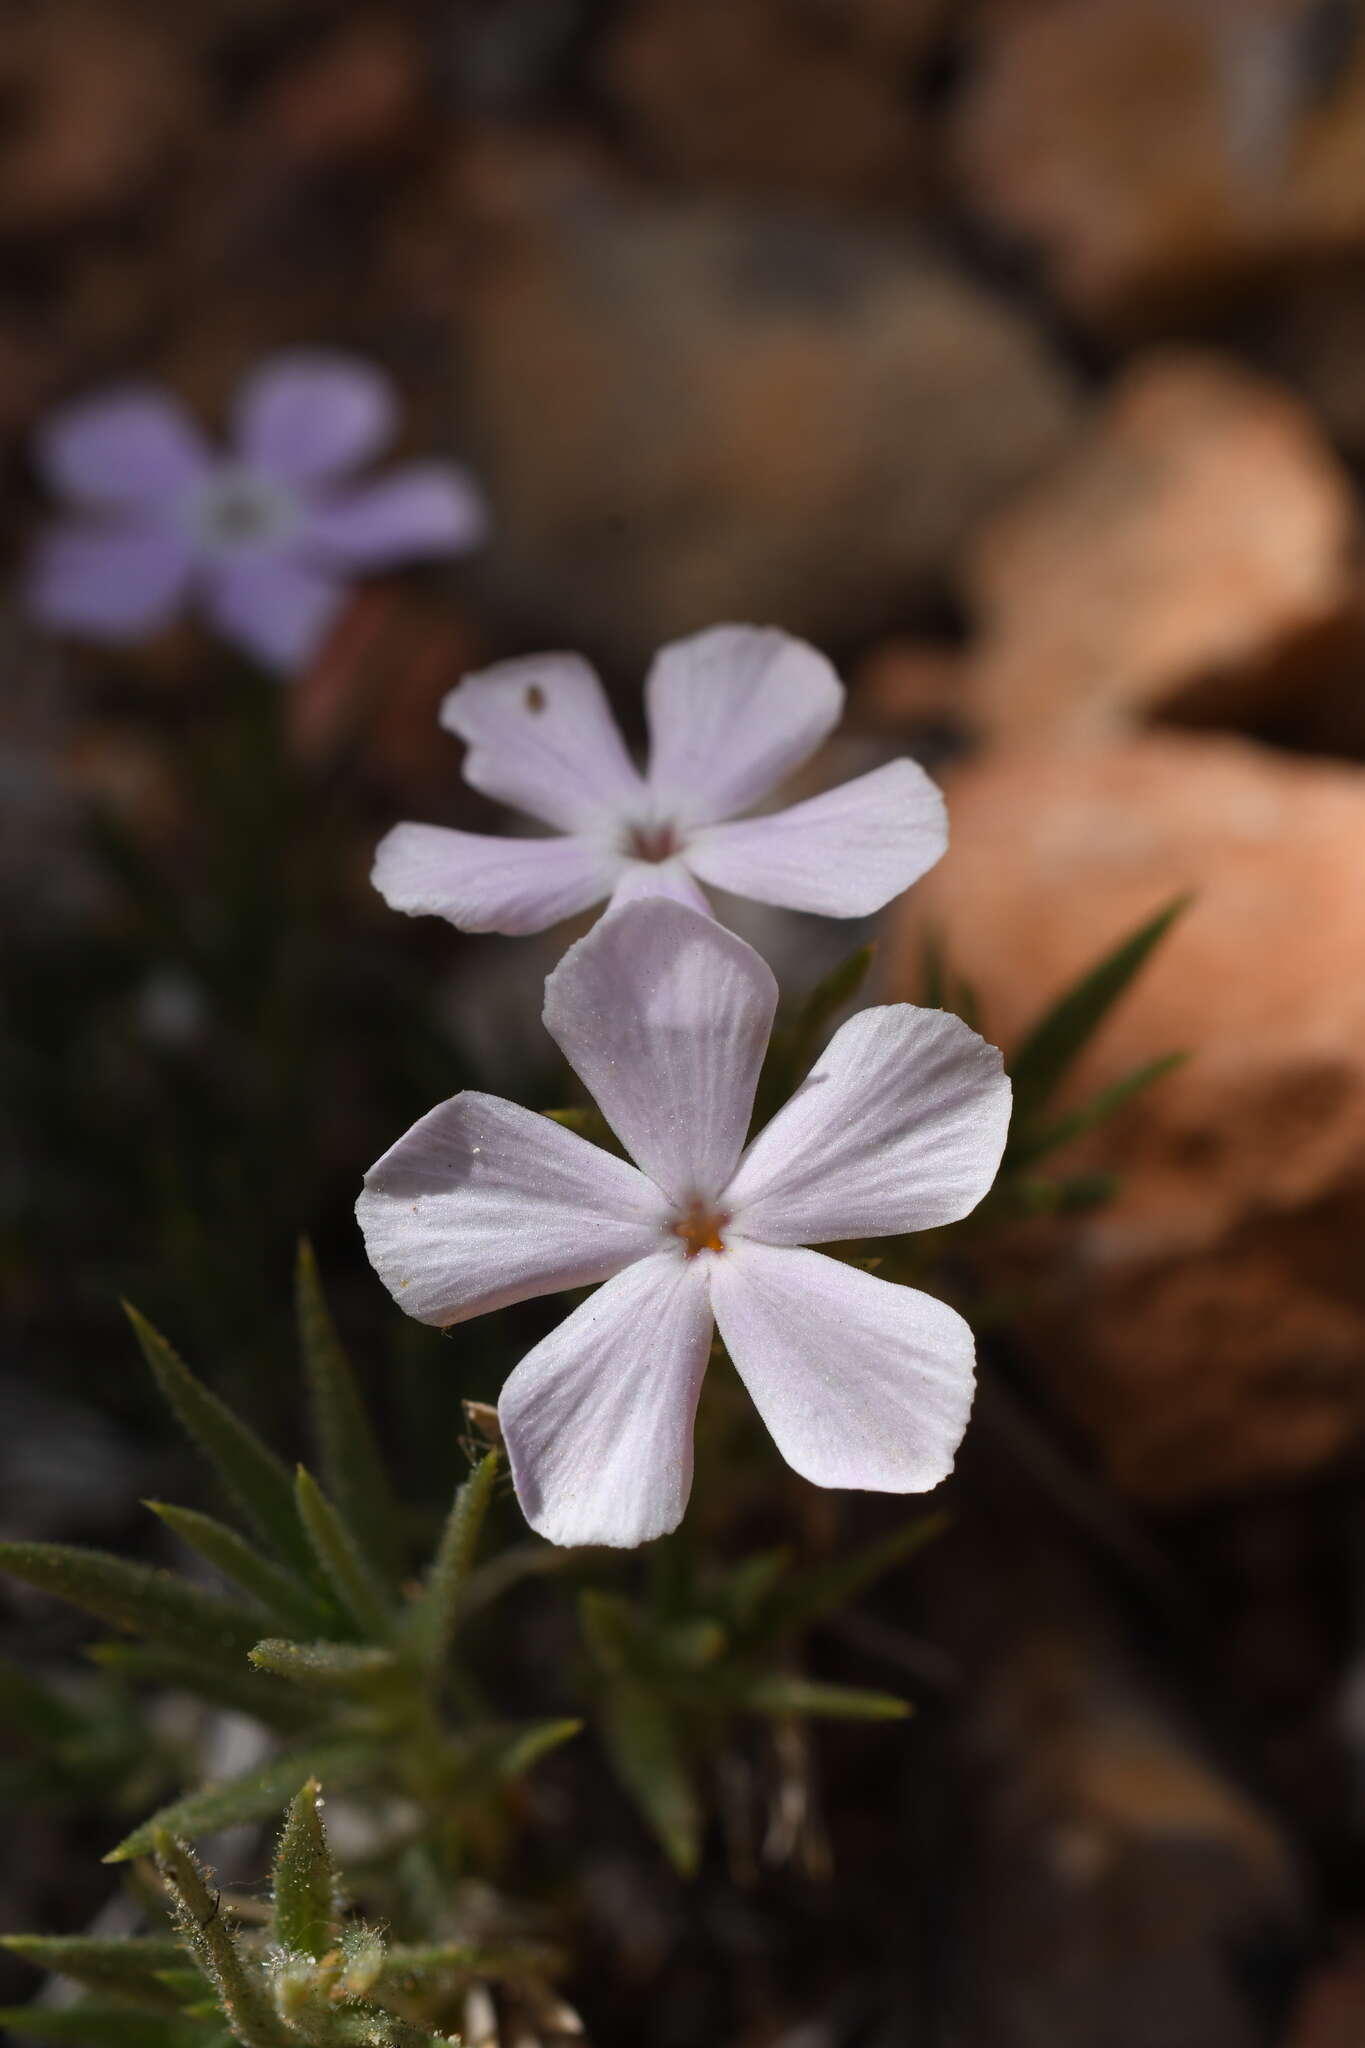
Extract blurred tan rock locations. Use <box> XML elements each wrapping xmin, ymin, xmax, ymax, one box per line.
<box><xmin>966</xmin><ymin>353</ymin><xmax>1361</xmax><ymax>748</ymax></box>
<box><xmin>459</xmin><ymin>179</ymin><xmax>1076</xmax><ymax>665</ymax></box>
<box><xmin>600</xmin><ymin>0</ymin><xmax>923</xmax><ymax>202</ymax></box>
<box><xmin>891</xmin><ymin>731</ymin><xmax>1365</xmax><ymax>1505</ymax></box>
<box><xmin>954</xmin><ymin>0</ymin><xmax>1365</xmax><ymax>329</ymax></box>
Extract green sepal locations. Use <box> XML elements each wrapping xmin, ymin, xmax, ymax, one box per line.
<box><xmin>272</xmin><ymin>1780</ymin><xmax>337</xmax><ymax>1963</ymax></box>
<box><xmin>145</xmin><ymin>1503</ymin><xmax>327</xmax><ymax>1638</ymax></box>
<box><xmin>124</xmin><ymin>1306</ymin><xmax>315</xmax><ymax>1583</ymax></box>
<box><xmin>293</xmin><ymin>1468</ymin><xmax>394</xmax><ymax>1643</ymax></box>
<box><xmin>295</xmin><ymin>1242</ymin><xmax>402</xmax><ymax>1591</ymax></box>
<box><xmin>0</xmin><ymin>1542</ymin><xmax>262</xmax><ymax>1664</ymax></box>
<box><xmin>106</xmin><ymin>1743</ymin><xmax>372</xmax><ymax>1864</ymax></box>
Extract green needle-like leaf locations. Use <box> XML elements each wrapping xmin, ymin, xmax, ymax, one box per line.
<box><xmin>759</xmin><ymin>1514</ymin><xmax>947</xmax><ymax>1644</ymax></box>
<box><xmin>106</xmin><ymin>1743</ymin><xmax>372</xmax><ymax>1864</ymax></box>
<box><xmin>596</xmin><ymin>1679</ymin><xmax>701</xmax><ymax>1877</ymax></box>
<box><xmin>413</xmin><ymin>1451</ymin><xmax>499</xmax><ymax>1671</ymax></box>
<box><xmin>295</xmin><ymin>1242</ymin><xmax>402</xmax><ymax>1590</ymax></box>
<box><xmin>1010</xmin><ymin>1051</ymin><xmax>1187</xmax><ymax>1164</ymax></box>
<box><xmin>249</xmin><ymin>1639</ymin><xmax>399</xmax><ymax>1691</ymax></box>
<box><xmin>89</xmin><ymin>1644</ymin><xmax>313</xmax><ymax>1731</ymax></box>
<box><xmin>0</xmin><ymin>1542</ymin><xmax>262</xmax><ymax>1664</ymax></box>
<box><xmin>273</xmin><ymin>1780</ymin><xmax>336</xmax><ymax>1962</ymax></box>
<box><xmin>464</xmin><ymin>1717</ymin><xmax>583</xmax><ymax>1785</ymax></box>
<box><xmin>146</xmin><ymin>1504</ymin><xmax>327</xmax><ymax>1637</ymax></box>
<box><xmin>156</xmin><ymin>1834</ymin><xmax>294</xmax><ymax>2048</ymax></box>
<box><xmin>1007</xmin><ymin>895</ymin><xmax>1190</xmax><ymax>1130</ymax></box>
<box><xmin>731</xmin><ymin>1674</ymin><xmax>911</xmax><ymax>1720</ymax></box>
<box><xmin>293</xmin><ymin>1468</ymin><xmax>394</xmax><ymax>1643</ymax></box>
<box><xmin>125</xmin><ymin>1307</ymin><xmax>315</xmax><ymax>1582</ymax></box>
<box><xmin>1</xmin><ymin>1935</ymin><xmax>186</xmax><ymax>2002</ymax></box>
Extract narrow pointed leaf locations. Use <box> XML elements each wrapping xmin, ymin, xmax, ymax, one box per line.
<box><xmin>0</xmin><ymin>2008</ymin><xmax>212</xmax><ymax>2046</ymax></box>
<box><xmin>156</xmin><ymin>1835</ymin><xmax>293</xmax><ymax>2048</ymax></box>
<box><xmin>293</xmin><ymin>1468</ymin><xmax>394</xmax><ymax>1642</ymax></box>
<box><xmin>376</xmin><ymin>1941</ymin><xmax>563</xmax><ymax>1988</ymax></box>
<box><xmin>249</xmin><ymin>1639</ymin><xmax>398</xmax><ymax>1691</ymax></box>
<box><xmin>734</xmin><ymin>1674</ymin><xmax>911</xmax><ymax>1720</ymax></box>
<box><xmin>106</xmin><ymin>1743</ymin><xmax>372</xmax><ymax>1863</ymax></box>
<box><xmin>273</xmin><ymin>1780</ymin><xmax>336</xmax><ymax>1962</ymax></box>
<box><xmin>0</xmin><ymin>1542</ymin><xmax>261</xmax><ymax>1663</ymax></box>
<box><xmin>793</xmin><ymin>942</ymin><xmax>876</xmax><ymax>1057</ymax></box>
<box><xmin>1</xmin><ymin>1935</ymin><xmax>186</xmax><ymax>2001</ymax></box>
<box><xmin>1011</xmin><ymin>1051</ymin><xmax>1187</xmax><ymax>1164</ymax></box>
<box><xmin>596</xmin><ymin>1680</ymin><xmax>700</xmax><ymax>1876</ymax></box>
<box><xmin>480</xmin><ymin>1716</ymin><xmax>582</xmax><ymax>1784</ymax></box>
<box><xmin>1007</xmin><ymin>896</ymin><xmax>1190</xmax><ymax>1129</ymax></box>
<box><xmin>578</xmin><ymin>1589</ymin><xmax>640</xmax><ymax>1674</ymax></box>
<box><xmin>146</xmin><ymin>1504</ymin><xmax>326</xmax><ymax>1637</ymax></box>
<box><xmin>413</xmin><ymin>1452</ymin><xmax>499</xmax><ymax>1671</ymax></box>
<box><xmin>295</xmin><ymin>1242</ymin><xmax>401</xmax><ymax>1589</ymax></box>
<box><xmin>89</xmin><ymin>1644</ymin><xmax>313</xmax><ymax>1731</ymax></box>
<box><xmin>125</xmin><ymin>1308</ymin><xmax>314</xmax><ymax>1581</ymax></box>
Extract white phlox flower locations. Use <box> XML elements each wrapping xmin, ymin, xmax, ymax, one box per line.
<box><xmin>371</xmin><ymin>625</ymin><xmax>947</xmax><ymax>934</ymax></box>
<box><xmin>357</xmin><ymin>902</ymin><xmax>1011</xmax><ymax>1548</ymax></box>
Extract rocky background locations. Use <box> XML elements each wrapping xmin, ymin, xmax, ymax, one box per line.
<box><xmin>7</xmin><ymin>2</ymin><xmax>1365</xmax><ymax>2044</ymax></box>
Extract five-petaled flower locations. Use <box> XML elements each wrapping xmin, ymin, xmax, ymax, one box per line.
<box><xmin>28</xmin><ymin>352</ymin><xmax>487</xmax><ymax>674</ymax></box>
<box><xmin>372</xmin><ymin>625</ymin><xmax>947</xmax><ymax>933</ymax></box>
<box><xmin>358</xmin><ymin>901</ymin><xmax>1011</xmax><ymax>1548</ymax></box>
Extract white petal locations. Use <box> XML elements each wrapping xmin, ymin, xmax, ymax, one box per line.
<box><xmin>34</xmin><ymin>388</ymin><xmax>208</xmax><ymax>505</ymax></box>
<box><xmin>684</xmin><ymin>759</ymin><xmax>947</xmax><ymax>917</ymax></box>
<box><xmin>711</xmin><ymin>1241</ymin><xmax>975</xmax><ymax>1493</ymax></box>
<box><xmin>233</xmin><ymin>352</ymin><xmax>396</xmax><ymax>483</ymax></box>
<box><xmin>357</xmin><ymin>1092</ymin><xmax>669</xmax><ymax>1326</ymax></box>
<box><xmin>440</xmin><ymin>653</ymin><xmax>646</xmax><ymax>832</ymax></box>
<box><xmin>372</xmin><ymin>822</ymin><xmax>620</xmax><ymax>935</ymax></box>
<box><xmin>644</xmin><ymin>625</ymin><xmax>843</xmax><ymax>828</ymax></box>
<box><xmin>725</xmin><ymin>1006</ymin><xmax>1010</xmax><ymax>1244</ymax></box>
<box><xmin>500</xmin><ymin>1252</ymin><xmax>714</xmax><ymax>1547</ymax></box>
<box><xmin>543</xmin><ymin>900</ymin><xmax>777</xmax><ymax>1206</ymax></box>
<box><xmin>606</xmin><ymin>858</ymin><xmax>713</xmax><ymax>916</ymax></box>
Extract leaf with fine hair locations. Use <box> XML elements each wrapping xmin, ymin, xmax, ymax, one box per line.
<box><xmin>1006</xmin><ymin>894</ymin><xmax>1190</xmax><ymax>1132</ymax></box>
<box><xmin>124</xmin><ymin>1307</ymin><xmax>315</xmax><ymax>1583</ymax></box>
<box><xmin>294</xmin><ymin>1241</ymin><xmax>402</xmax><ymax>1591</ymax></box>
<box><xmin>293</xmin><ymin>1468</ymin><xmax>394</xmax><ymax>1644</ymax></box>
<box><xmin>106</xmin><ymin>1743</ymin><xmax>373</xmax><ymax>1864</ymax></box>
<box><xmin>0</xmin><ymin>1542</ymin><xmax>262</xmax><ymax>1664</ymax></box>
<box><xmin>411</xmin><ymin>1452</ymin><xmax>499</xmax><ymax>1672</ymax></box>
<box><xmin>145</xmin><ymin>1503</ymin><xmax>329</xmax><ymax>1638</ymax></box>
<box><xmin>248</xmin><ymin>1639</ymin><xmax>399</xmax><ymax>1691</ymax></box>
<box><xmin>1</xmin><ymin>1935</ymin><xmax>187</xmax><ymax>2004</ymax></box>
<box><xmin>89</xmin><ymin>1643</ymin><xmax>314</xmax><ymax>1732</ymax></box>
<box><xmin>273</xmin><ymin>1780</ymin><xmax>336</xmax><ymax>1963</ymax></box>
<box><xmin>156</xmin><ymin>1834</ymin><xmax>294</xmax><ymax>2048</ymax></box>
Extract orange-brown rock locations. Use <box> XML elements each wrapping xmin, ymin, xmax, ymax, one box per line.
<box><xmin>965</xmin><ymin>353</ymin><xmax>1361</xmax><ymax>750</ymax></box>
<box><xmin>953</xmin><ymin>0</ymin><xmax>1365</xmax><ymax>330</ymax></box>
<box><xmin>890</xmin><ymin>731</ymin><xmax>1365</xmax><ymax>1505</ymax></box>
<box><xmin>459</xmin><ymin>180</ymin><xmax>1076</xmax><ymax>665</ymax></box>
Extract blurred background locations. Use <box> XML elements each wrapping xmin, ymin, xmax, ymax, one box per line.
<box><xmin>7</xmin><ymin>1</ymin><xmax>1365</xmax><ymax>2042</ymax></box>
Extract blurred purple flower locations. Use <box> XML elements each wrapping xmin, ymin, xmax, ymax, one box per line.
<box><xmin>358</xmin><ymin>900</ymin><xmax>1011</xmax><ymax>1548</ymax></box>
<box><xmin>27</xmin><ymin>353</ymin><xmax>488</xmax><ymax>674</ymax></box>
<box><xmin>372</xmin><ymin>625</ymin><xmax>947</xmax><ymax>932</ymax></box>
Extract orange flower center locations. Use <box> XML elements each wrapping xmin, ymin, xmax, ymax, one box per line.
<box><xmin>671</xmin><ymin>1200</ymin><xmax>729</xmax><ymax>1258</ymax></box>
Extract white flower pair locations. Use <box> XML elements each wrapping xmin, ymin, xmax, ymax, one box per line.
<box><xmin>360</xmin><ymin>626</ymin><xmax>1011</xmax><ymax>1548</ymax></box>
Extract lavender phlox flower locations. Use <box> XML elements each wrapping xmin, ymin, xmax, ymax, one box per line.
<box><xmin>28</xmin><ymin>352</ymin><xmax>487</xmax><ymax>673</ymax></box>
<box><xmin>358</xmin><ymin>901</ymin><xmax>1011</xmax><ymax>1549</ymax></box>
<box><xmin>372</xmin><ymin>625</ymin><xmax>947</xmax><ymax>932</ymax></box>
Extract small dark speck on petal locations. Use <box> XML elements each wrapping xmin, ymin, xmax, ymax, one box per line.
<box><xmin>525</xmin><ymin>685</ymin><xmax>546</xmax><ymax>713</ymax></box>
